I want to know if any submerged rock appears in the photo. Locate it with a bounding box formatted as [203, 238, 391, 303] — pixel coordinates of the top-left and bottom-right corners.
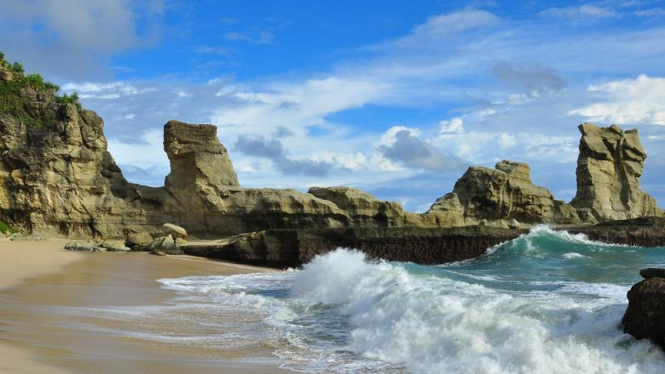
[622, 270, 665, 349]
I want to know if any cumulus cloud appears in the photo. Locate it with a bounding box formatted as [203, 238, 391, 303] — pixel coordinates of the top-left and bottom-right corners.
[378, 126, 465, 172]
[492, 61, 567, 94]
[0, 0, 163, 79]
[568, 75, 665, 125]
[440, 117, 464, 133]
[234, 134, 332, 176]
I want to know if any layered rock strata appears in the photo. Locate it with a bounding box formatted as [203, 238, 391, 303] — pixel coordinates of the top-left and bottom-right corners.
[181, 226, 523, 267]
[0, 64, 147, 237]
[426, 161, 571, 226]
[571, 123, 661, 222]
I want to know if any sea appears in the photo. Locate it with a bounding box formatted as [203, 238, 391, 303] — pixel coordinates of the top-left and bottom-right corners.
[118, 226, 665, 373]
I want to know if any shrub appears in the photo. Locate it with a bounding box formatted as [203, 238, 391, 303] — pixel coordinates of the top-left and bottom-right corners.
[55, 92, 82, 109]
[11, 61, 24, 73]
[23, 73, 59, 92]
[0, 50, 4, 60]
[0, 220, 17, 235]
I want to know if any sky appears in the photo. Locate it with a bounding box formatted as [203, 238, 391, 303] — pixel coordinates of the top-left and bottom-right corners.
[1, 0, 664, 212]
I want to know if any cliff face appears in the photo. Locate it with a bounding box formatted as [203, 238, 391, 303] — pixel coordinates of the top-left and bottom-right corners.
[0, 62, 146, 237]
[571, 123, 661, 222]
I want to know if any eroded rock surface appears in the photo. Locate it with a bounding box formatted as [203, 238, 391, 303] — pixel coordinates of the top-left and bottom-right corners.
[571, 123, 661, 222]
[622, 269, 665, 349]
[0, 62, 147, 237]
[431, 160, 561, 226]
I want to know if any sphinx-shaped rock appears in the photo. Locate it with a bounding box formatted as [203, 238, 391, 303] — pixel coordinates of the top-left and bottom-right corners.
[445, 160, 556, 225]
[571, 123, 661, 222]
[163, 120, 239, 212]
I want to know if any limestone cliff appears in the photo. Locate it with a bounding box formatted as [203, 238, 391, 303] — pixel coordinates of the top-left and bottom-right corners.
[426, 160, 569, 226]
[571, 123, 661, 222]
[0, 59, 147, 237]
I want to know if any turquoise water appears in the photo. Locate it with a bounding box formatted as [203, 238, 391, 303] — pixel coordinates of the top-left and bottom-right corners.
[153, 226, 665, 373]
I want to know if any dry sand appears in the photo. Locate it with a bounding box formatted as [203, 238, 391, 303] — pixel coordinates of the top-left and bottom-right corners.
[0, 237, 289, 374]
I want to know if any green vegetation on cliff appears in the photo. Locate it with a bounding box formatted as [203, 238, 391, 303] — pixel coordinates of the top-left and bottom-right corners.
[0, 51, 81, 129]
[0, 219, 17, 235]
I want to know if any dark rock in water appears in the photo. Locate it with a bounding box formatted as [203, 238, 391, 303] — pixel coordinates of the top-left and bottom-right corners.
[181, 226, 522, 267]
[567, 217, 665, 247]
[622, 277, 665, 349]
[640, 268, 665, 279]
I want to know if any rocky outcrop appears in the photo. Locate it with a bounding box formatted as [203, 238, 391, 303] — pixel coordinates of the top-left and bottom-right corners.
[569, 216, 665, 247]
[429, 161, 564, 226]
[571, 123, 661, 222]
[622, 268, 665, 349]
[0, 60, 147, 237]
[181, 226, 523, 267]
[308, 186, 424, 227]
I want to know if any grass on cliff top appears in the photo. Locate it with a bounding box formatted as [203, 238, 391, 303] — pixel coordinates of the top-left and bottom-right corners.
[0, 50, 82, 129]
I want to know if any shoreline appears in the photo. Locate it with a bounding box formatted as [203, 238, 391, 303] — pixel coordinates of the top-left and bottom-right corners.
[0, 238, 289, 374]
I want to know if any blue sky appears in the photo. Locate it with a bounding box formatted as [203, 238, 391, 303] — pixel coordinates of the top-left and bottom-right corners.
[2, 0, 665, 212]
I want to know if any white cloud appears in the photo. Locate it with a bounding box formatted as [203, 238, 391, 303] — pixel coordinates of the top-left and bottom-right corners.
[211, 77, 391, 131]
[108, 129, 169, 171]
[568, 75, 665, 125]
[440, 117, 464, 133]
[397, 8, 500, 46]
[0, 0, 164, 80]
[540, 5, 618, 20]
[224, 30, 274, 44]
[62, 82, 152, 96]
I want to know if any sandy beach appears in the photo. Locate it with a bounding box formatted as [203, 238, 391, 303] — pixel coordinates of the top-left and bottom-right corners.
[0, 237, 289, 374]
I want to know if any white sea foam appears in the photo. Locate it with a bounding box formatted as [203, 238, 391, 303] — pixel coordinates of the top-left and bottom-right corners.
[147, 228, 664, 374]
[284, 249, 664, 374]
[563, 252, 588, 259]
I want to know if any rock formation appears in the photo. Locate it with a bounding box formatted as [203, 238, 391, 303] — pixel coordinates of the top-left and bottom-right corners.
[0, 60, 147, 237]
[571, 123, 661, 222]
[0, 54, 662, 241]
[426, 161, 568, 226]
[622, 268, 665, 349]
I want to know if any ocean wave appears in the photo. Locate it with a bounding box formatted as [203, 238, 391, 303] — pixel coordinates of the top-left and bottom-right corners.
[285, 249, 664, 374]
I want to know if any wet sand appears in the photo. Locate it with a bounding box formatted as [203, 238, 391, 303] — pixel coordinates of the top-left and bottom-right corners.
[0, 238, 289, 374]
